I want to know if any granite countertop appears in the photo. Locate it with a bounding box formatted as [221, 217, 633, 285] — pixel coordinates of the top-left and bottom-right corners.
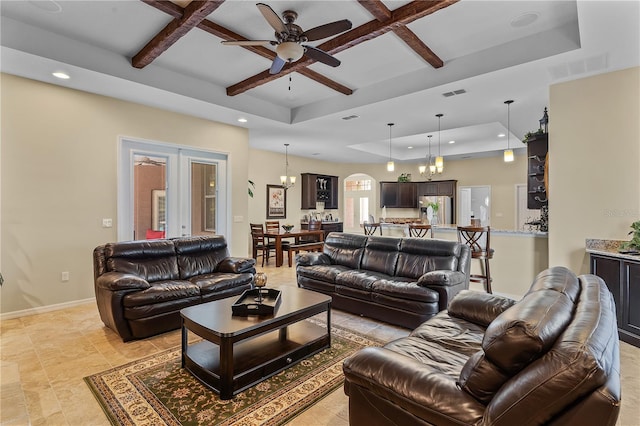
[586, 239, 640, 261]
[379, 223, 547, 237]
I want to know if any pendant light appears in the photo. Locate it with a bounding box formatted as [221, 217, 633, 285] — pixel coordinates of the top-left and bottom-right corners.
[504, 100, 514, 162]
[280, 143, 296, 189]
[419, 135, 436, 179]
[435, 114, 444, 173]
[386, 123, 395, 172]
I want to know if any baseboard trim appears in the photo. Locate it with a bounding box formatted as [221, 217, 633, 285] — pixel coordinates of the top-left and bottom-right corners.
[1, 298, 96, 321]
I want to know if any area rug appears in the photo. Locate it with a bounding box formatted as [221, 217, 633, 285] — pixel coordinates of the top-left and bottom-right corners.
[84, 319, 380, 425]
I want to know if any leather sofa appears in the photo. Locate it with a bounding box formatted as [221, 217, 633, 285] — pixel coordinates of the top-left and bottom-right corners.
[343, 266, 621, 426]
[296, 232, 471, 328]
[93, 235, 256, 341]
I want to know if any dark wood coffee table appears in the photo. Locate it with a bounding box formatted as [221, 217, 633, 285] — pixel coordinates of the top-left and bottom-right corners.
[180, 287, 331, 400]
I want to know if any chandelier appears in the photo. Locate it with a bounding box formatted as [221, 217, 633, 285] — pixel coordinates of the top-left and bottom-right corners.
[280, 143, 296, 189]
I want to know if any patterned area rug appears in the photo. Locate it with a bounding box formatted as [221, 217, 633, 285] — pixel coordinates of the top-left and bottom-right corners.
[84, 319, 379, 425]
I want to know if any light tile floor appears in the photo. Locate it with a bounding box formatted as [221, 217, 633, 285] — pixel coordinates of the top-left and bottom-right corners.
[1, 264, 638, 425]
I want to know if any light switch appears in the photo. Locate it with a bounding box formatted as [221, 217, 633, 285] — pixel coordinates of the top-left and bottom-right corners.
[233, 216, 243, 223]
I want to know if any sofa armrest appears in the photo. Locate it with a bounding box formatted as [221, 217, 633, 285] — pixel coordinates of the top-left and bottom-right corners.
[417, 270, 466, 287]
[96, 272, 150, 291]
[343, 347, 485, 425]
[296, 252, 331, 266]
[216, 257, 256, 273]
[448, 290, 516, 327]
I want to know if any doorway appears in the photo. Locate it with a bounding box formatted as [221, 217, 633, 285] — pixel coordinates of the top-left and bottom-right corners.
[343, 174, 377, 234]
[118, 138, 228, 241]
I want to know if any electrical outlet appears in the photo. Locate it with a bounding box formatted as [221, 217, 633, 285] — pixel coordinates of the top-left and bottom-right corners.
[102, 218, 113, 228]
[61, 271, 70, 282]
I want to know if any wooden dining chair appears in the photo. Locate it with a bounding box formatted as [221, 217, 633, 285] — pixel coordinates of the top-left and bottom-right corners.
[265, 220, 292, 264]
[408, 223, 432, 238]
[457, 226, 494, 293]
[250, 223, 275, 267]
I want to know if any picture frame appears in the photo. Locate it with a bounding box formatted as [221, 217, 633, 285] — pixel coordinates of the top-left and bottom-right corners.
[266, 184, 286, 219]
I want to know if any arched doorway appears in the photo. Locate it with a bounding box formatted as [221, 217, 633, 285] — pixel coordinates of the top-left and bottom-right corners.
[343, 173, 377, 234]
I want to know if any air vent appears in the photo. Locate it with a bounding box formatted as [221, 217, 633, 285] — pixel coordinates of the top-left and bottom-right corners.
[442, 89, 467, 97]
[548, 54, 609, 81]
[341, 114, 359, 120]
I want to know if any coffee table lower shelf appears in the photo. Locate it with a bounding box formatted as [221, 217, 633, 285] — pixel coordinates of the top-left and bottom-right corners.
[183, 320, 329, 399]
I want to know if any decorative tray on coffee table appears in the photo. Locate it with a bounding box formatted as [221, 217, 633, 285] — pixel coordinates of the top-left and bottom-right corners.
[232, 288, 282, 316]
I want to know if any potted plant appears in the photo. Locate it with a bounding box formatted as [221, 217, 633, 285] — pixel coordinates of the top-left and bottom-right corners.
[621, 220, 640, 251]
[523, 129, 545, 143]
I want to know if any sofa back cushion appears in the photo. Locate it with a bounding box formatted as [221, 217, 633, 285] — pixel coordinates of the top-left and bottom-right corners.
[104, 239, 178, 282]
[323, 233, 367, 269]
[360, 236, 400, 275]
[395, 239, 461, 279]
[458, 266, 580, 404]
[174, 235, 229, 279]
[484, 274, 619, 425]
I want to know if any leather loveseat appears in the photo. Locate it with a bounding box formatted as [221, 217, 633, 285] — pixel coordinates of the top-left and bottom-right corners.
[93, 235, 256, 341]
[296, 232, 471, 328]
[343, 266, 621, 426]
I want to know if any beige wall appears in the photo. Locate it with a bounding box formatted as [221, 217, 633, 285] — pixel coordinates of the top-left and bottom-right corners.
[1, 73, 250, 314]
[549, 66, 640, 273]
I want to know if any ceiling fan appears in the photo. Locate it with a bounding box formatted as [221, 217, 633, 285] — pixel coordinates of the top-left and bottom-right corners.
[222, 3, 352, 75]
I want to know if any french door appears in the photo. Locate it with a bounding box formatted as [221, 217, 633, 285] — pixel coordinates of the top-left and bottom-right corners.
[118, 138, 228, 241]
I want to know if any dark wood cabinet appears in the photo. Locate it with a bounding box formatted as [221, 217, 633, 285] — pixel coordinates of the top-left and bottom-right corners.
[591, 254, 640, 347]
[301, 173, 339, 210]
[300, 221, 343, 238]
[417, 182, 437, 196]
[526, 134, 548, 209]
[380, 182, 417, 208]
[416, 180, 456, 197]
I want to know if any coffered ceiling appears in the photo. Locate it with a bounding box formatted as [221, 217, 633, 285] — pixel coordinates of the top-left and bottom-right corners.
[1, 0, 638, 163]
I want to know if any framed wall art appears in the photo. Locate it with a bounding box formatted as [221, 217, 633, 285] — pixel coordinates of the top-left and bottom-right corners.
[266, 184, 286, 219]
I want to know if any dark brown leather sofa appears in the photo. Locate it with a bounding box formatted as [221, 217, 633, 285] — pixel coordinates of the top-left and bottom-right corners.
[343, 266, 621, 426]
[296, 232, 471, 328]
[93, 235, 255, 341]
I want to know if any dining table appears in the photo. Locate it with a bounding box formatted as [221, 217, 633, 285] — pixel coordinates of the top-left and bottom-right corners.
[263, 229, 325, 267]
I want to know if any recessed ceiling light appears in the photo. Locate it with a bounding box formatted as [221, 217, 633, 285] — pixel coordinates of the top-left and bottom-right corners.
[498, 133, 506, 138]
[52, 71, 70, 79]
[448, 140, 455, 144]
[510, 12, 539, 28]
[407, 146, 413, 149]
[237, 118, 248, 123]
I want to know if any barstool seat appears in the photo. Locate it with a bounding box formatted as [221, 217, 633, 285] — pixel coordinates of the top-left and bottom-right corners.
[457, 226, 494, 293]
[408, 223, 432, 238]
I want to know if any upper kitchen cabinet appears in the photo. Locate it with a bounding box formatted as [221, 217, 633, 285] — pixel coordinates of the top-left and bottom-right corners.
[526, 133, 548, 209]
[380, 182, 417, 208]
[301, 173, 339, 209]
[417, 180, 456, 197]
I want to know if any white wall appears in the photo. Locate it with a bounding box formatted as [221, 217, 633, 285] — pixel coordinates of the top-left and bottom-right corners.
[1, 74, 250, 314]
[549, 66, 640, 273]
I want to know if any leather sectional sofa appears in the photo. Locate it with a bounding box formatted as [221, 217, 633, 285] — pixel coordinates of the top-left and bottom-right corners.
[296, 232, 471, 328]
[93, 235, 255, 341]
[343, 266, 621, 425]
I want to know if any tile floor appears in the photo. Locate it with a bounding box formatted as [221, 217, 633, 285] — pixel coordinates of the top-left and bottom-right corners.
[1, 264, 639, 425]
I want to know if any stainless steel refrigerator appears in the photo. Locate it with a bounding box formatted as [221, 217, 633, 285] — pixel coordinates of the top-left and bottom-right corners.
[418, 196, 453, 225]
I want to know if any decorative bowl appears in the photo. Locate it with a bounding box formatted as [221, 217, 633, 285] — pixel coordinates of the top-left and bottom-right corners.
[282, 225, 294, 233]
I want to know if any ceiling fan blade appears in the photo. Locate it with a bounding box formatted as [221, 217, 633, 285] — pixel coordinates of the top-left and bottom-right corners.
[303, 45, 341, 67]
[257, 3, 287, 34]
[221, 40, 272, 46]
[269, 56, 286, 74]
[302, 19, 352, 41]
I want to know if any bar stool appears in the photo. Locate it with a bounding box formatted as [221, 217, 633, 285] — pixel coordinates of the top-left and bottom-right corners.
[363, 222, 381, 235]
[457, 226, 494, 293]
[408, 223, 432, 238]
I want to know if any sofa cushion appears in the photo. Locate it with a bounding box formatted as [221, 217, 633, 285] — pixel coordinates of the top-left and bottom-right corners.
[448, 290, 517, 327]
[410, 311, 485, 357]
[458, 268, 579, 404]
[175, 235, 229, 279]
[360, 236, 401, 275]
[122, 280, 200, 308]
[322, 233, 367, 269]
[190, 272, 253, 294]
[297, 264, 351, 283]
[372, 279, 437, 303]
[395, 239, 461, 279]
[105, 240, 179, 281]
[336, 270, 390, 291]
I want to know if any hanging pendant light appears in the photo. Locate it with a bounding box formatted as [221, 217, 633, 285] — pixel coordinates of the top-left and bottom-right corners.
[504, 100, 515, 162]
[386, 123, 395, 172]
[435, 114, 444, 173]
[419, 135, 436, 180]
[280, 143, 296, 189]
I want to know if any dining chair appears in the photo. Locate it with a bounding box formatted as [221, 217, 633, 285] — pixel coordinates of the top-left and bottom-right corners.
[457, 226, 494, 293]
[299, 220, 323, 243]
[265, 220, 292, 264]
[250, 223, 274, 267]
[408, 223, 432, 238]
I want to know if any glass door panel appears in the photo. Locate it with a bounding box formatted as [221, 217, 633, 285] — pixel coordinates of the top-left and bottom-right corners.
[191, 162, 217, 235]
[133, 155, 167, 240]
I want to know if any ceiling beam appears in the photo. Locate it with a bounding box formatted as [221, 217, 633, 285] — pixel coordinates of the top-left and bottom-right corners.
[357, 0, 443, 68]
[227, 0, 457, 96]
[139, 0, 352, 95]
[132, 0, 225, 69]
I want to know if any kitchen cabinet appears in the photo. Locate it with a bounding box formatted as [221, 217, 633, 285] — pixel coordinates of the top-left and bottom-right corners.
[417, 180, 456, 197]
[301, 221, 343, 238]
[526, 134, 548, 209]
[301, 173, 339, 210]
[380, 182, 417, 208]
[591, 254, 640, 347]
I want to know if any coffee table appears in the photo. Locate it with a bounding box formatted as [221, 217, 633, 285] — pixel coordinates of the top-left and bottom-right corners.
[180, 287, 331, 400]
